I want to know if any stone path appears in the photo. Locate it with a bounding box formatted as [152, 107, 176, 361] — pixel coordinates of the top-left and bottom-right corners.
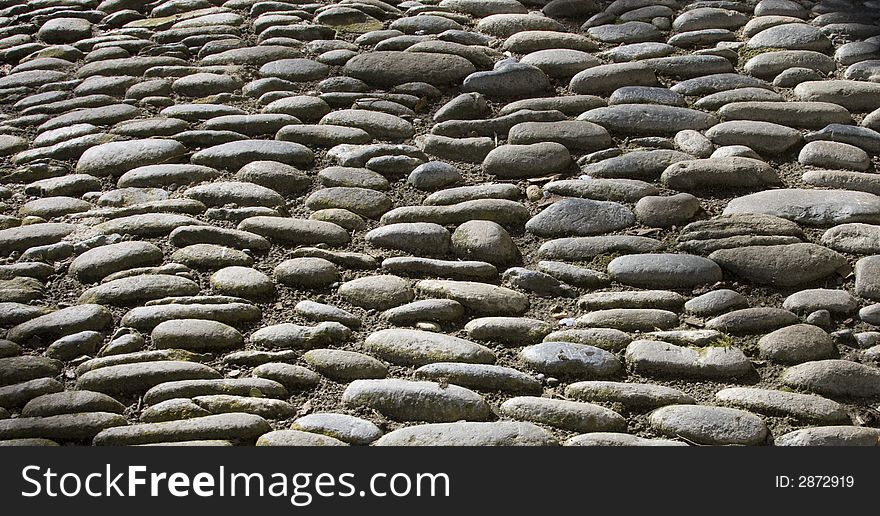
[1, 0, 880, 446]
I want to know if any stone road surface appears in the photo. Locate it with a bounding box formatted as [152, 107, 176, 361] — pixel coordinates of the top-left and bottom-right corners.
[1, 0, 880, 446]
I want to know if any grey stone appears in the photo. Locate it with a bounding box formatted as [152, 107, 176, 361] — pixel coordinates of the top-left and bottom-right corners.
[685, 289, 749, 316]
[366, 223, 450, 257]
[661, 157, 781, 191]
[500, 396, 626, 432]
[782, 359, 880, 397]
[338, 275, 413, 310]
[415, 363, 541, 394]
[94, 414, 271, 445]
[649, 404, 768, 445]
[580, 104, 717, 136]
[783, 289, 858, 315]
[342, 379, 492, 422]
[381, 299, 466, 325]
[708, 243, 849, 286]
[625, 340, 754, 379]
[520, 341, 622, 377]
[705, 307, 799, 335]
[607, 253, 722, 289]
[566, 380, 695, 409]
[526, 198, 634, 238]
[302, 349, 388, 381]
[250, 322, 350, 350]
[416, 279, 528, 315]
[374, 421, 556, 446]
[758, 324, 837, 364]
[577, 309, 679, 332]
[775, 426, 880, 446]
[291, 413, 382, 445]
[482, 142, 571, 179]
[363, 328, 495, 366]
[715, 387, 849, 423]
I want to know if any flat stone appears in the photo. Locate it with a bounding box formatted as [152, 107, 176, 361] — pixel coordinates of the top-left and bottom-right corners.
[715, 387, 849, 423]
[22, 391, 126, 418]
[0, 223, 76, 254]
[274, 258, 339, 290]
[538, 235, 662, 261]
[758, 324, 837, 364]
[291, 413, 382, 445]
[76, 361, 222, 396]
[306, 187, 392, 219]
[482, 142, 572, 179]
[782, 359, 880, 397]
[719, 101, 851, 129]
[375, 421, 556, 446]
[526, 198, 634, 238]
[320, 110, 413, 141]
[0, 412, 127, 442]
[538, 261, 610, 288]
[462, 59, 551, 98]
[705, 120, 802, 156]
[366, 223, 450, 256]
[708, 243, 849, 286]
[343, 51, 475, 87]
[151, 319, 243, 352]
[451, 220, 520, 267]
[685, 289, 749, 316]
[649, 404, 768, 445]
[342, 379, 492, 422]
[143, 378, 288, 405]
[416, 279, 528, 315]
[191, 140, 314, 170]
[76, 139, 186, 177]
[635, 193, 702, 227]
[724, 189, 880, 227]
[94, 414, 271, 445]
[250, 322, 350, 350]
[78, 274, 200, 306]
[238, 216, 349, 246]
[520, 341, 622, 377]
[661, 157, 781, 191]
[783, 289, 858, 315]
[545, 178, 658, 203]
[706, 307, 799, 335]
[363, 328, 495, 366]
[577, 309, 679, 332]
[256, 430, 347, 446]
[578, 291, 685, 311]
[302, 349, 387, 381]
[607, 253, 722, 289]
[500, 396, 626, 432]
[381, 298, 466, 325]
[794, 80, 880, 112]
[69, 242, 164, 284]
[582, 149, 694, 181]
[338, 275, 413, 310]
[625, 339, 754, 379]
[775, 426, 880, 446]
[7, 305, 112, 346]
[251, 363, 321, 390]
[118, 164, 221, 188]
[415, 363, 541, 394]
[566, 380, 695, 409]
[565, 433, 686, 446]
[747, 23, 832, 52]
[465, 317, 552, 345]
[745, 50, 836, 80]
[580, 104, 717, 136]
[587, 21, 662, 44]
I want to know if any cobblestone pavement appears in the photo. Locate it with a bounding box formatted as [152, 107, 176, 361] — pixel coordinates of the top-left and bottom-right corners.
[1, 0, 880, 446]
